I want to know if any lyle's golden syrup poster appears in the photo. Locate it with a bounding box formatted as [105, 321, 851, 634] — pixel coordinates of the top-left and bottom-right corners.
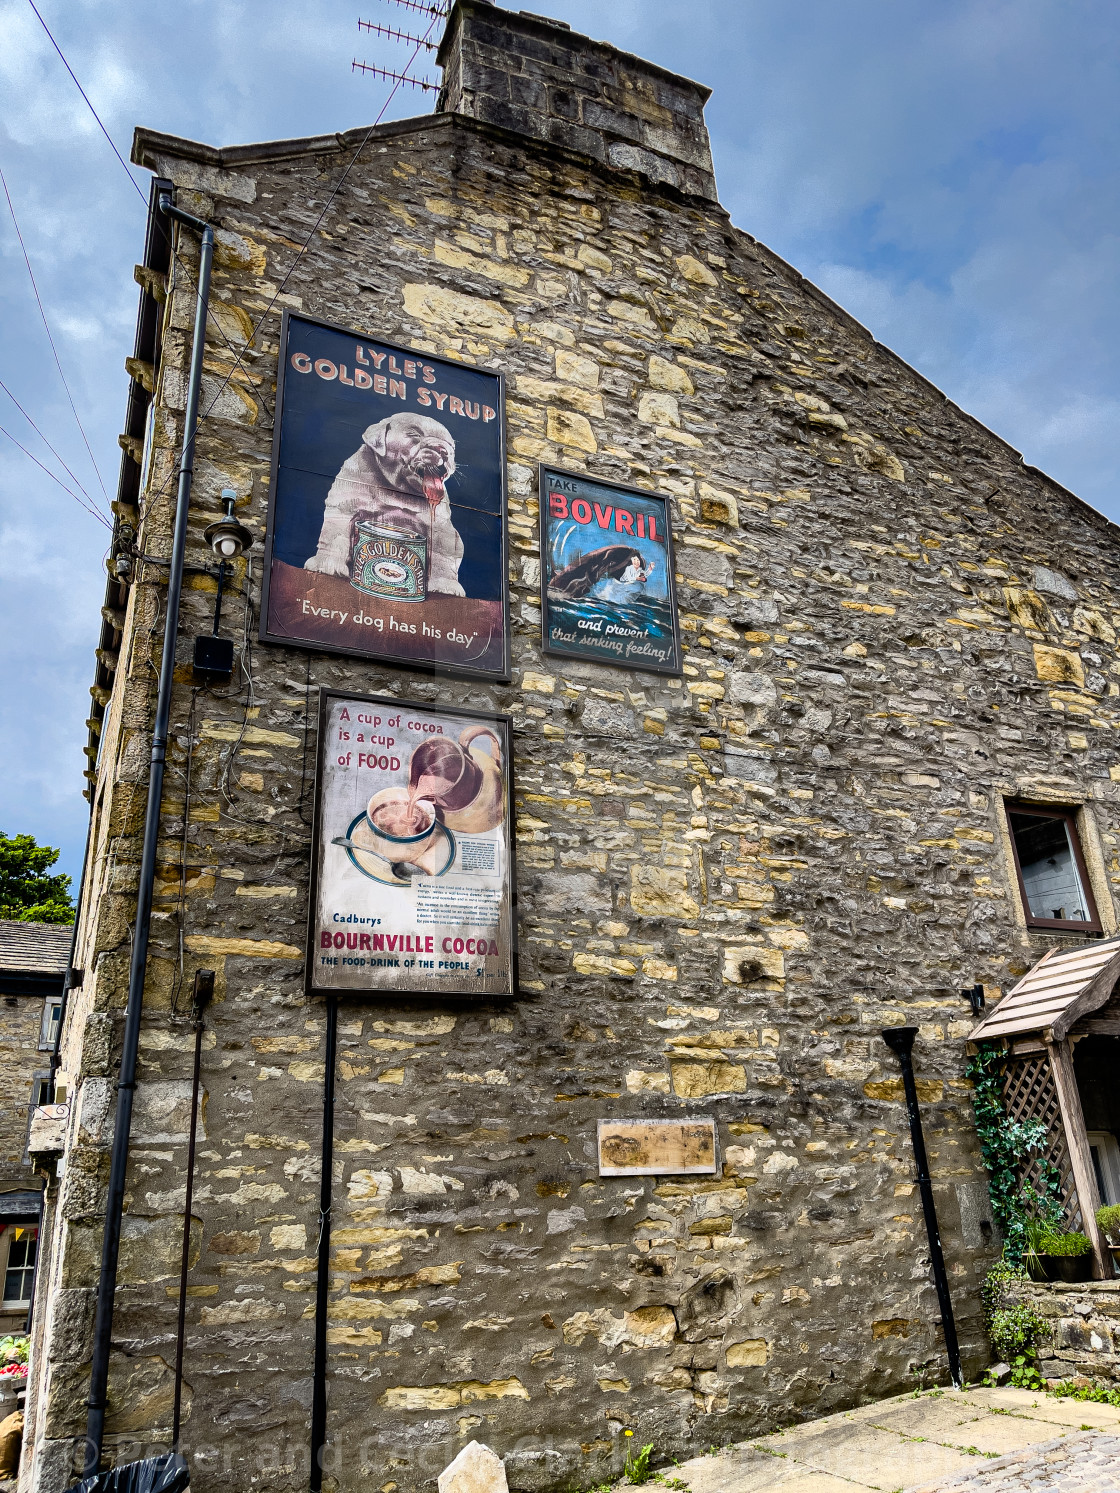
[262, 311, 509, 680]
[539, 464, 682, 675]
[309, 692, 517, 999]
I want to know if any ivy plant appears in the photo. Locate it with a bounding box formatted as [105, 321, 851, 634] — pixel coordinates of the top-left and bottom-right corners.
[966, 1043, 1065, 1263]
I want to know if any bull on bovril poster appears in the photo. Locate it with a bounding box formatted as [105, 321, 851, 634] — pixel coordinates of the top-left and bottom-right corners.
[309, 691, 516, 999]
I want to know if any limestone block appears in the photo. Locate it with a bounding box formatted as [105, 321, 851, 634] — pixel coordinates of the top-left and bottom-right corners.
[1032, 565, 1079, 601]
[1004, 586, 1051, 630]
[649, 356, 694, 395]
[638, 391, 680, 427]
[723, 946, 785, 985]
[671, 1060, 746, 1098]
[863, 1076, 944, 1103]
[381, 1379, 528, 1410]
[546, 408, 597, 452]
[119, 1213, 201, 1283]
[677, 1268, 737, 1340]
[581, 696, 636, 734]
[674, 254, 719, 287]
[438, 1442, 509, 1493]
[726, 1338, 768, 1367]
[1032, 643, 1084, 685]
[132, 1078, 204, 1143]
[698, 482, 737, 525]
[727, 671, 777, 708]
[401, 282, 515, 342]
[630, 864, 700, 919]
[554, 349, 600, 388]
[105, 1350, 183, 1434]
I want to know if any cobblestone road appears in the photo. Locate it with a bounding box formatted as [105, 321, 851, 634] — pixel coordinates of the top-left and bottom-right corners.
[914, 1430, 1120, 1492]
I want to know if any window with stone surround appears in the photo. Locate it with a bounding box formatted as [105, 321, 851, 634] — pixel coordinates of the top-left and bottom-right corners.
[1005, 801, 1102, 933]
[1, 1226, 37, 1308]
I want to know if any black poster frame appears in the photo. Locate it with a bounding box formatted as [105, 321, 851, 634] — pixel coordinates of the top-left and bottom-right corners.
[306, 687, 519, 1002]
[537, 461, 683, 676]
[260, 308, 511, 683]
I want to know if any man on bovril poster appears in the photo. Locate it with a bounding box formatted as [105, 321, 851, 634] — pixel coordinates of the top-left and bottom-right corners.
[310, 693, 516, 999]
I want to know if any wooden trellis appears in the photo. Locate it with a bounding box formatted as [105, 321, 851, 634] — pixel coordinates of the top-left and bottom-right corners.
[971, 937, 1120, 1275]
[1000, 1049, 1081, 1229]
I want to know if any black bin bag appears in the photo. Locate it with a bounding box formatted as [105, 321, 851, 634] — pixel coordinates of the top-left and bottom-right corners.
[65, 1453, 189, 1493]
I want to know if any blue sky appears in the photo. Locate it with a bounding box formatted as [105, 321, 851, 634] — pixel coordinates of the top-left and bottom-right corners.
[1, 0, 1118, 885]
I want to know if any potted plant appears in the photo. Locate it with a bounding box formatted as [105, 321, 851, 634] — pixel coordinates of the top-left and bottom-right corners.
[1097, 1204, 1120, 1273]
[1037, 1229, 1094, 1283]
[1020, 1215, 1054, 1283]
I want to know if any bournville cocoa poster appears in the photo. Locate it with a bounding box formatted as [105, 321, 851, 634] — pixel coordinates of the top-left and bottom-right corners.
[262, 311, 509, 679]
[308, 691, 517, 1000]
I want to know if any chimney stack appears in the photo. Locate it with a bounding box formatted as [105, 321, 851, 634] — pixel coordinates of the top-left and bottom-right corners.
[436, 1, 717, 202]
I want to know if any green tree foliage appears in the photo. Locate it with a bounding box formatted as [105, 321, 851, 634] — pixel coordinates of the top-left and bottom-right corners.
[0, 832, 74, 923]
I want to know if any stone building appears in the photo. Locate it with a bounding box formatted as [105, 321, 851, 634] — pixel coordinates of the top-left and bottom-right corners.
[21, 3, 1120, 1491]
[0, 921, 69, 1336]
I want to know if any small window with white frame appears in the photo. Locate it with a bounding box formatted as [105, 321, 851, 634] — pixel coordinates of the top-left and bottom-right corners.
[1005, 801, 1102, 933]
[2, 1226, 38, 1309]
[40, 997, 62, 1050]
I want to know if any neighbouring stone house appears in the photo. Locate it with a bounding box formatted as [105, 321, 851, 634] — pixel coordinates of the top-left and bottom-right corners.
[0, 920, 69, 1336]
[20, 3, 1120, 1491]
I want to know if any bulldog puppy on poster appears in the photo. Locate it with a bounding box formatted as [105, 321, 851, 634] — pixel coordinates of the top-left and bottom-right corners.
[304, 412, 465, 595]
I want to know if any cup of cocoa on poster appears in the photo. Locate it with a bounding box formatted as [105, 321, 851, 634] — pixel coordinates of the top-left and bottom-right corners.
[365, 787, 438, 851]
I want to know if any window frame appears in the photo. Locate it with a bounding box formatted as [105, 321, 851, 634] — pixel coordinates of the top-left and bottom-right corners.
[39, 995, 62, 1050]
[1005, 799, 1103, 933]
[0, 1224, 39, 1310]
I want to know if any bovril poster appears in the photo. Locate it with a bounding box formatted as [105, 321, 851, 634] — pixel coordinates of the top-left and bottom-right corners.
[262, 311, 509, 680]
[309, 691, 517, 999]
[539, 463, 682, 675]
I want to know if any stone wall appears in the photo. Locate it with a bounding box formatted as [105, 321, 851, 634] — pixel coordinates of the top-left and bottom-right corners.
[0, 997, 41, 1190]
[1003, 1279, 1120, 1385]
[24, 9, 1120, 1493]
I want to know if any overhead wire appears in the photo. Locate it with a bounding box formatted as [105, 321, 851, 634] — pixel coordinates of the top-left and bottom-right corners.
[0, 162, 111, 509]
[0, 422, 112, 528]
[26, 0, 149, 208]
[0, 375, 99, 506]
[22, 0, 266, 522]
[26, 0, 443, 537]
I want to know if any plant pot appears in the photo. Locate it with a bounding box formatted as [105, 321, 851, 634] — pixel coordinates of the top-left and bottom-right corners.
[1026, 1256, 1050, 1283]
[1043, 1254, 1093, 1283]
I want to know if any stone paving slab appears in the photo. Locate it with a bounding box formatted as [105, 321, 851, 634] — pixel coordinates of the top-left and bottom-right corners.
[671, 1386, 1120, 1493]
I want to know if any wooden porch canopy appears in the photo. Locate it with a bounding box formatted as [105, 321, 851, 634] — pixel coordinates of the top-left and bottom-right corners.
[970, 937, 1120, 1044]
[970, 936, 1120, 1278]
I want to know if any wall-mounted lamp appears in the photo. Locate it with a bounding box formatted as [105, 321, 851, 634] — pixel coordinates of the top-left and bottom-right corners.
[193, 489, 253, 682]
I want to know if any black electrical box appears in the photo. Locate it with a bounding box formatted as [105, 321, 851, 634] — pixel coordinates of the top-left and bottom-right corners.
[193, 634, 235, 682]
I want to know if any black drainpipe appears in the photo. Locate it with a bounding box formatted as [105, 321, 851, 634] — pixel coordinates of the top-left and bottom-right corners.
[84, 192, 215, 1476]
[309, 996, 339, 1493]
[881, 1026, 963, 1390]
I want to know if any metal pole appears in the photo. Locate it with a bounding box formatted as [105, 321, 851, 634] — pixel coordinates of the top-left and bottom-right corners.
[172, 970, 213, 1447]
[84, 194, 215, 1475]
[881, 1026, 963, 1389]
[310, 997, 338, 1493]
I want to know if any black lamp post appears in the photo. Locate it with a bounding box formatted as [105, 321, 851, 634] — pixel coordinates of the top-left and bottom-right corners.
[880, 1025, 963, 1389]
[194, 487, 253, 682]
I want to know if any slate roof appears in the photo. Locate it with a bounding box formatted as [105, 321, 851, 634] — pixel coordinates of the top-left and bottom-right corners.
[969, 936, 1120, 1043]
[0, 920, 72, 975]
